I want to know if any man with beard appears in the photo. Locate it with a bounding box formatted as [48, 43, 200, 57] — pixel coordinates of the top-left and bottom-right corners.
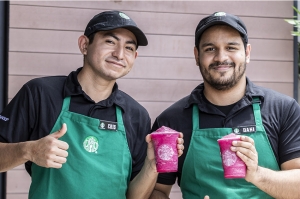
[149, 12, 300, 199]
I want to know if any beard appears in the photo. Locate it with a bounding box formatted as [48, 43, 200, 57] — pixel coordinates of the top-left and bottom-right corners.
[199, 59, 246, 91]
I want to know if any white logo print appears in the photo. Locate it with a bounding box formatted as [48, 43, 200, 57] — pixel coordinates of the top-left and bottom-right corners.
[222, 149, 237, 166]
[214, 12, 226, 17]
[119, 12, 130, 20]
[100, 122, 105, 129]
[83, 136, 99, 153]
[158, 144, 174, 161]
[0, 115, 9, 122]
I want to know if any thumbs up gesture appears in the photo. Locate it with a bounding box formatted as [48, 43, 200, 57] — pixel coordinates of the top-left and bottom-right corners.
[29, 123, 69, 168]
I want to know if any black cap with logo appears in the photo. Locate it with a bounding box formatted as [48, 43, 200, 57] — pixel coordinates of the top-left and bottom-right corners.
[84, 10, 148, 46]
[195, 12, 248, 47]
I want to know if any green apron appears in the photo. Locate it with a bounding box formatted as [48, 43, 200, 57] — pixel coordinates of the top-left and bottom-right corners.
[29, 97, 132, 199]
[181, 99, 279, 198]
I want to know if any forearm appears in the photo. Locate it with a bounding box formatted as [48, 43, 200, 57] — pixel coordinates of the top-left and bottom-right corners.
[250, 166, 300, 199]
[126, 157, 158, 199]
[0, 142, 31, 172]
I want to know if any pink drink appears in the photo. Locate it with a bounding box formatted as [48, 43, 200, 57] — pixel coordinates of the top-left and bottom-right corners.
[151, 126, 179, 173]
[217, 133, 246, 178]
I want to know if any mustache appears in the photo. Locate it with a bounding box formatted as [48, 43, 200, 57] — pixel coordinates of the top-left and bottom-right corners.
[209, 61, 235, 68]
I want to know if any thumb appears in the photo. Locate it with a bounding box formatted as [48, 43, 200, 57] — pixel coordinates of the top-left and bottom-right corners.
[50, 123, 67, 139]
[145, 134, 152, 144]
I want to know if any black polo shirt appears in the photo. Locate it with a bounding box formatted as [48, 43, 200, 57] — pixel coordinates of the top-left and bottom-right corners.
[0, 67, 151, 180]
[152, 78, 300, 186]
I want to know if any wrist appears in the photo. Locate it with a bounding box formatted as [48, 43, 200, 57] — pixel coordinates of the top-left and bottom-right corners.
[21, 141, 34, 162]
[247, 166, 264, 184]
[144, 156, 158, 174]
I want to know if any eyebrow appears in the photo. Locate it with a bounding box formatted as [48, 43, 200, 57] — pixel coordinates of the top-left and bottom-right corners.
[201, 42, 214, 48]
[201, 42, 241, 48]
[103, 32, 137, 48]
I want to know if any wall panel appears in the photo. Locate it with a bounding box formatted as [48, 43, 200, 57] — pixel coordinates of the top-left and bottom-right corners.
[10, 29, 293, 61]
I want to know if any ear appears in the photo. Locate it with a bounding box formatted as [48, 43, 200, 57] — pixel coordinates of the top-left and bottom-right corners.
[245, 44, 251, 64]
[78, 35, 89, 55]
[134, 51, 138, 59]
[194, 46, 200, 66]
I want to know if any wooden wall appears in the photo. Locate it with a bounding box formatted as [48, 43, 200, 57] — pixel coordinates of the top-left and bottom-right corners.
[7, 1, 294, 198]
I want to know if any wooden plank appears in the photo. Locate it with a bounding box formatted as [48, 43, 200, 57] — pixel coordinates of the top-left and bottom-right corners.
[8, 52, 80, 76]
[10, 4, 293, 40]
[10, 1, 293, 18]
[169, 183, 182, 199]
[7, 194, 28, 199]
[140, 102, 174, 124]
[9, 29, 293, 61]
[254, 82, 294, 97]
[9, 52, 293, 82]
[7, 170, 31, 193]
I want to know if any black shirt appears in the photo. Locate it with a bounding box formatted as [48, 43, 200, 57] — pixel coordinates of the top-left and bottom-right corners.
[152, 78, 300, 186]
[0, 67, 151, 180]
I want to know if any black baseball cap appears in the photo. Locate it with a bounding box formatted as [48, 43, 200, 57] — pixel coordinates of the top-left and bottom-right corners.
[84, 10, 148, 46]
[195, 12, 248, 47]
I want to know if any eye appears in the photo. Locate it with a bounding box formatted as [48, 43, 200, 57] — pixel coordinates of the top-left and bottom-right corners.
[227, 46, 238, 51]
[106, 40, 114, 44]
[126, 46, 136, 52]
[204, 47, 215, 52]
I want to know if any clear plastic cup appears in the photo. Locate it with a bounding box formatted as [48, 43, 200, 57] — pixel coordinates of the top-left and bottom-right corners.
[217, 134, 246, 178]
[151, 126, 179, 173]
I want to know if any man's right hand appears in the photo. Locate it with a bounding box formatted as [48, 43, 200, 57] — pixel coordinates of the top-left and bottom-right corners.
[29, 123, 69, 168]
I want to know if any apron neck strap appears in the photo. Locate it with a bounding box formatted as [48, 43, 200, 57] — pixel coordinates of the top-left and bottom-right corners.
[192, 105, 200, 130]
[252, 97, 263, 126]
[192, 97, 263, 130]
[62, 97, 124, 126]
[115, 106, 124, 126]
[62, 96, 71, 111]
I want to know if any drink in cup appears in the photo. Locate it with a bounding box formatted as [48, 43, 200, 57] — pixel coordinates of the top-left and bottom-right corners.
[217, 133, 246, 178]
[151, 126, 179, 173]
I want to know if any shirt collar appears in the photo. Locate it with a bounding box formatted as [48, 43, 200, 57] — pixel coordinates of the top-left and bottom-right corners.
[63, 67, 127, 112]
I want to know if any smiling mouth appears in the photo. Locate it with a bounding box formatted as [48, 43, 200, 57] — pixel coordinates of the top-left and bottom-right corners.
[106, 60, 125, 68]
[214, 65, 232, 70]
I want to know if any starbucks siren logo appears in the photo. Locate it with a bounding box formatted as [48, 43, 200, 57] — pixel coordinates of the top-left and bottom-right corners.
[214, 12, 226, 17]
[233, 128, 239, 134]
[119, 12, 130, 20]
[83, 136, 99, 153]
[158, 144, 174, 161]
[100, 122, 105, 129]
[222, 150, 237, 166]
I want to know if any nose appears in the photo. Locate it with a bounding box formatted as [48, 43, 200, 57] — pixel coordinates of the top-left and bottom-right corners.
[112, 45, 124, 60]
[213, 49, 228, 63]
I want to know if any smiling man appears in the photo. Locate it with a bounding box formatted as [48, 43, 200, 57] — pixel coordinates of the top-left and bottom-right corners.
[0, 10, 184, 199]
[150, 12, 300, 199]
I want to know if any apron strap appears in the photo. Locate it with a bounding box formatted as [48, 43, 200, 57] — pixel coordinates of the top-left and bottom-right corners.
[192, 105, 200, 130]
[115, 106, 125, 130]
[62, 96, 71, 111]
[62, 97, 125, 130]
[252, 97, 264, 131]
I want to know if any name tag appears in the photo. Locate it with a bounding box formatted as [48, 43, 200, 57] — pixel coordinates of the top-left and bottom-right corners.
[232, 126, 256, 134]
[99, 120, 118, 131]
